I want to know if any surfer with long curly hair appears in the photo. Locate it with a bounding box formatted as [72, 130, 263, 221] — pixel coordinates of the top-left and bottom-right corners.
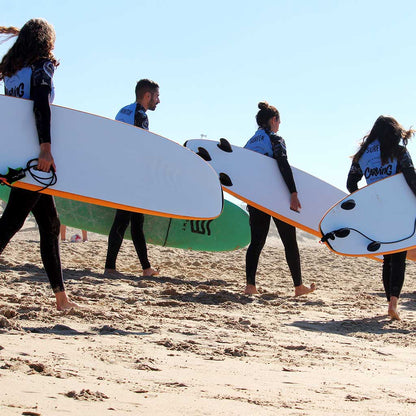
[347, 115, 416, 320]
[0, 19, 78, 310]
[244, 101, 316, 297]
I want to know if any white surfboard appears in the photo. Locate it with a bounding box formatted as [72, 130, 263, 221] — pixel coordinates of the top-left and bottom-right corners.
[319, 173, 416, 256]
[0, 95, 223, 220]
[184, 138, 346, 236]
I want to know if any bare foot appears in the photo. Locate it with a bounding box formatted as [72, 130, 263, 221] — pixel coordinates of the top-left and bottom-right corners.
[244, 284, 259, 295]
[388, 297, 401, 321]
[142, 267, 159, 277]
[55, 291, 80, 311]
[388, 308, 401, 321]
[294, 283, 316, 297]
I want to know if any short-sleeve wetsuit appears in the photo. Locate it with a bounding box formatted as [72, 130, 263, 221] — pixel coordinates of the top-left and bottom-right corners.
[104, 102, 151, 271]
[0, 59, 64, 293]
[244, 128, 302, 287]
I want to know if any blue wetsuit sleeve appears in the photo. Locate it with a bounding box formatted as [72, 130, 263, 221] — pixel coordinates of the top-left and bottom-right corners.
[346, 162, 363, 193]
[270, 135, 297, 194]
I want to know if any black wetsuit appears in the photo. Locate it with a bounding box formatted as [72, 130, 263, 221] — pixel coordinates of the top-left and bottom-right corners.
[104, 102, 151, 271]
[347, 142, 416, 300]
[0, 60, 64, 293]
[244, 128, 302, 287]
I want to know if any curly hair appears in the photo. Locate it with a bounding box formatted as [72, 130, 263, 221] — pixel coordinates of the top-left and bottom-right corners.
[0, 18, 59, 80]
[353, 116, 415, 165]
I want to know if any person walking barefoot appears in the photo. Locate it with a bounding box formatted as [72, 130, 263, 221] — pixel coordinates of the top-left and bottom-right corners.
[0, 19, 78, 310]
[244, 102, 315, 297]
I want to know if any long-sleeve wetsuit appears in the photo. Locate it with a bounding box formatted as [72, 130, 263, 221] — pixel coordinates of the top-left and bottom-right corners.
[244, 128, 301, 287]
[347, 139, 416, 300]
[104, 102, 151, 271]
[0, 59, 64, 293]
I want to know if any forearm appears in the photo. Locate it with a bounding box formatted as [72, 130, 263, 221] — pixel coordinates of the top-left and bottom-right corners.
[347, 162, 363, 193]
[276, 156, 297, 194]
[346, 172, 361, 193]
[402, 166, 416, 197]
[32, 86, 51, 144]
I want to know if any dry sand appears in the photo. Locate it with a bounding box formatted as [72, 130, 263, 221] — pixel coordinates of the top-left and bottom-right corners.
[1, 215, 416, 415]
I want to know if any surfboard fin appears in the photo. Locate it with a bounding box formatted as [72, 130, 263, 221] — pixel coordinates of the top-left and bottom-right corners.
[219, 172, 233, 187]
[196, 147, 212, 161]
[334, 228, 350, 238]
[341, 199, 356, 210]
[367, 241, 381, 252]
[217, 138, 233, 153]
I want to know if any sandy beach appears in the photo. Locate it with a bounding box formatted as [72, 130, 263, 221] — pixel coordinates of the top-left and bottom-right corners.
[1, 215, 416, 415]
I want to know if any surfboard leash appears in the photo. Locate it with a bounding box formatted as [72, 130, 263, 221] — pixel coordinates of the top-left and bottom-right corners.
[0, 166, 26, 186]
[0, 158, 57, 191]
[321, 220, 416, 252]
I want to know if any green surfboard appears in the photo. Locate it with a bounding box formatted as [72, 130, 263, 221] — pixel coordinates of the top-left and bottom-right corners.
[0, 186, 249, 251]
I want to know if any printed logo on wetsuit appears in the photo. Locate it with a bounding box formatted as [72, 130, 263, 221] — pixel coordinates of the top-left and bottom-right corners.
[365, 143, 380, 154]
[141, 119, 149, 130]
[358, 139, 397, 185]
[364, 164, 393, 180]
[43, 61, 54, 79]
[5, 83, 24, 97]
[248, 134, 266, 144]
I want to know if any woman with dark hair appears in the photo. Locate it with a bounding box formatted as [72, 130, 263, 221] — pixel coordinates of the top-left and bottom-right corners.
[0, 19, 78, 310]
[347, 115, 416, 320]
[244, 101, 316, 296]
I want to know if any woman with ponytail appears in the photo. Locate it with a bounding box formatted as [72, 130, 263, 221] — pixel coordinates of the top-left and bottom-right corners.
[347, 115, 416, 320]
[0, 19, 78, 310]
[244, 101, 316, 297]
